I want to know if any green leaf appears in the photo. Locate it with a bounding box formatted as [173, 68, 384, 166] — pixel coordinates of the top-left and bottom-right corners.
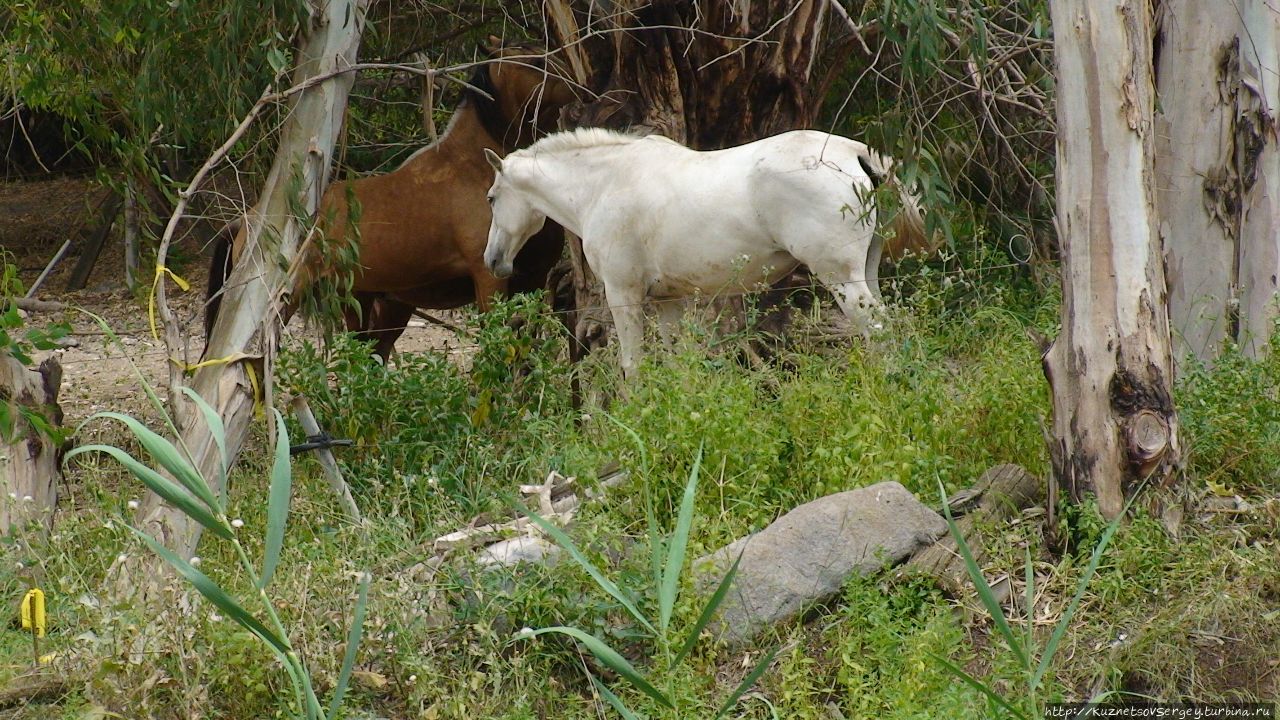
[1031, 492, 1137, 692]
[673, 549, 743, 669]
[522, 627, 671, 709]
[713, 644, 780, 720]
[90, 411, 218, 511]
[660, 443, 702, 635]
[590, 674, 642, 720]
[65, 444, 231, 539]
[267, 46, 287, 74]
[326, 571, 371, 720]
[928, 651, 1030, 720]
[181, 387, 227, 502]
[260, 408, 293, 590]
[126, 525, 290, 657]
[508, 497, 656, 636]
[938, 478, 1029, 672]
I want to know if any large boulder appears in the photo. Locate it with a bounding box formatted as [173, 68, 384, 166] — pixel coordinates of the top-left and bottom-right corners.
[694, 481, 946, 646]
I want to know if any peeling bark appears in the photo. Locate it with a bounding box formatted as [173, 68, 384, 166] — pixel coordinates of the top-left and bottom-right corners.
[1045, 0, 1180, 519]
[1156, 0, 1280, 363]
[1, 356, 62, 537]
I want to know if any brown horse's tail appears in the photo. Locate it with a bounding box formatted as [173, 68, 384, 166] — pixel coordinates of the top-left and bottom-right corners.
[856, 150, 937, 263]
[204, 218, 241, 341]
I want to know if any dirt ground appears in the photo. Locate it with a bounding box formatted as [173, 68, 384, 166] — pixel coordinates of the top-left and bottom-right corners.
[3, 175, 463, 427]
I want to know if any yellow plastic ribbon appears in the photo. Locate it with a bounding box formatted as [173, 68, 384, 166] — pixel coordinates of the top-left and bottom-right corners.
[20, 588, 46, 638]
[149, 265, 191, 340]
[168, 351, 265, 417]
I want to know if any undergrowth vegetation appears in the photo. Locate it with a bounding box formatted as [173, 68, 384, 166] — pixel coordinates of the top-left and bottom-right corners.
[2, 268, 1278, 718]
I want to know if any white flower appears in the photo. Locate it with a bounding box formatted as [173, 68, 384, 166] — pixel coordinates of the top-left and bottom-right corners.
[231, 518, 244, 528]
[190, 556, 202, 567]
[408, 675, 418, 683]
[210, 612, 223, 622]
[116, 554, 127, 564]
[127, 500, 140, 510]
[514, 627, 535, 640]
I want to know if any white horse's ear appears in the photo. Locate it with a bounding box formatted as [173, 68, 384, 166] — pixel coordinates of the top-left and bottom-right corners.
[484, 148, 503, 173]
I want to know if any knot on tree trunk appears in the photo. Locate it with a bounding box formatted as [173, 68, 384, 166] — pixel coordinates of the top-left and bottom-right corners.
[1109, 362, 1176, 482]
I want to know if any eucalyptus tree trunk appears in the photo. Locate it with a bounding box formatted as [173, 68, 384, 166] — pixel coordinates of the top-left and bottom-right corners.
[1155, 0, 1280, 364]
[134, 0, 367, 560]
[0, 356, 62, 537]
[1043, 0, 1179, 520]
[543, 0, 831, 359]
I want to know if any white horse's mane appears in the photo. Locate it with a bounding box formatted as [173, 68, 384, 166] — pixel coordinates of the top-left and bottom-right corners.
[518, 127, 678, 157]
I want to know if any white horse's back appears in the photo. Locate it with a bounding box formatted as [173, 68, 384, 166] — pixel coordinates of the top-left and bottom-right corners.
[610, 131, 880, 298]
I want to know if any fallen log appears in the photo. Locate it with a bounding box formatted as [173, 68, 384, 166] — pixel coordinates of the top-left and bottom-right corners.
[896, 464, 1045, 597]
[5, 298, 68, 314]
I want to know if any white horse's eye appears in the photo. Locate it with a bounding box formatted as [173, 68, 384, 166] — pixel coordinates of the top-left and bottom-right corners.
[487, 195, 495, 205]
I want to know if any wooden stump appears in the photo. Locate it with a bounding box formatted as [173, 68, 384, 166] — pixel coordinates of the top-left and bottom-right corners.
[897, 464, 1045, 597]
[1, 355, 64, 536]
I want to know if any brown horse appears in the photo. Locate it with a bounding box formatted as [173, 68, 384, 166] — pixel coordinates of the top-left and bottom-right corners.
[206, 43, 575, 359]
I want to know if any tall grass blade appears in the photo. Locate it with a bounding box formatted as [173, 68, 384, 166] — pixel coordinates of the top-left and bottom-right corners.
[713, 644, 780, 720]
[1023, 547, 1034, 655]
[80, 310, 181, 439]
[508, 497, 657, 635]
[326, 571, 371, 720]
[524, 627, 673, 709]
[937, 478, 1029, 671]
[89, 411, 219, 510]
[602, 411, 648, 472]
[126, 525, 289, 657]
[260, 408, 293, 590]
[927, 651, 1030, 720]
[1030, 494, 1136, 692]
[603, 411, 662, 595]
[181, 387, 228, 501]
[660, 443, 702, 635]
[672, 549, 743, 669]
[590, 674, 643, 720]
[66, 445, 231, 539]
[644, 481, 663, 599]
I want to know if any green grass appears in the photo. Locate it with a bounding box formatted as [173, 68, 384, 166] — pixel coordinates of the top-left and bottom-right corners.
[2, 278, 1278, 717]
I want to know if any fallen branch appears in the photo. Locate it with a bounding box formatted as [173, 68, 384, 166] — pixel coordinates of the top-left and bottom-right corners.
[0, 670, 69, 709]
[432, 466, 631, 555]
[7, 298, 68, 313]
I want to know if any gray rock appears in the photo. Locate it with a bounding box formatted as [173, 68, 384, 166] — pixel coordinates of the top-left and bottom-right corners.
[693, 481, 946, 646]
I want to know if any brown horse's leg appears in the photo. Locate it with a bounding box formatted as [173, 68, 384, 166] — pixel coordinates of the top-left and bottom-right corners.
[472, 271, 509, 312]
[364, 298, 414, 363]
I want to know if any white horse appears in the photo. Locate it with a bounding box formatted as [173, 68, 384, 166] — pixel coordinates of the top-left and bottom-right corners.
[482, 128, 927, 378]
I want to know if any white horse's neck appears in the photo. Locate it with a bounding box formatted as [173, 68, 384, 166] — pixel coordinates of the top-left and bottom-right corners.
[507, 134, 669, 236]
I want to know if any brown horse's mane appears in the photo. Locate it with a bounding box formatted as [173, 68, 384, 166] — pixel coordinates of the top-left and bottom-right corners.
[466, 44, 560, 149]
[465, 61, 509, 145]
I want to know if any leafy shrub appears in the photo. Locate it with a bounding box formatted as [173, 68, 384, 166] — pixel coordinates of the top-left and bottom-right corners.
[277, 292, 573, 525]
[1177, 337, 1280, 496]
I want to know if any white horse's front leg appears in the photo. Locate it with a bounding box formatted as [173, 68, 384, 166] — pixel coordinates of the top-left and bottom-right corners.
[604, 283, 647, 380]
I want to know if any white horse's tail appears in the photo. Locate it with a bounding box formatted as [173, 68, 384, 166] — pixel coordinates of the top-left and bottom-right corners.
[855, 150, 938, 262]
